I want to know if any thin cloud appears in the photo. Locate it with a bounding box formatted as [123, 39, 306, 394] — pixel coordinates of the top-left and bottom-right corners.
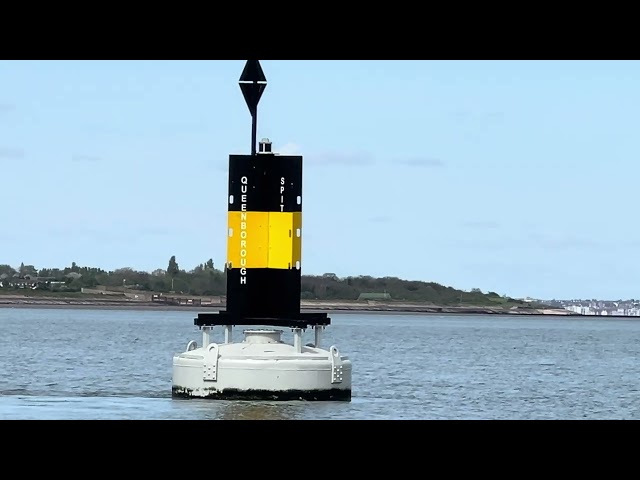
[139, 226, 172, 236]
[368, 215, 392, 224]
[452, 110, 505, 123]
[43, 226, 87, 239]
[454, 233, 601, 251]
[72, 154, 102, 163]
[306, 151, 375, 167]
[276, 143, 374, 167]
[462, 221, 500, 230]
[449, 239, 512, 251]
[277, 143, 301, 156]
[44, 225, 170, 242]
[528, 232, 601, 250]
[486, 111, 505, 121]
[0, 147, 24, 159]
[397, 157, 445, 168]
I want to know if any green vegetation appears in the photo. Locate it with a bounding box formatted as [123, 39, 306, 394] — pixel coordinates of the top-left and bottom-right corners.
[0, 258, 537, 308]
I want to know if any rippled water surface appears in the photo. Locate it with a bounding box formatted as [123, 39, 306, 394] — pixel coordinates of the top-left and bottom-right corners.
[1, 308, 640, 419]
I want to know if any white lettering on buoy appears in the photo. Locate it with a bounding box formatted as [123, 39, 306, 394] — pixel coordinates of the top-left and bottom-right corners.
[280, 177, 285, 212]
[240, 176, 249, 285]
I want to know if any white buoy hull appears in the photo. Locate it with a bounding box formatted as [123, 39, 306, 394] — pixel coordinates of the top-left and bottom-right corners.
[172, 329, 352, 401]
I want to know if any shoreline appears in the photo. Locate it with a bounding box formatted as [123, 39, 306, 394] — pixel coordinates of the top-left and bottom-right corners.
[0, 296, 580, 317]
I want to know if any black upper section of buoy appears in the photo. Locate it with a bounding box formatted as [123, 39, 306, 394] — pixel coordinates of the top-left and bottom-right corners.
[227, 154, 302, 213]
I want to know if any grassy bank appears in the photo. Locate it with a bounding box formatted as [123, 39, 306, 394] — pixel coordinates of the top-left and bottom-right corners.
[0, 260, 544, 310]
[0, 293, 574, 316]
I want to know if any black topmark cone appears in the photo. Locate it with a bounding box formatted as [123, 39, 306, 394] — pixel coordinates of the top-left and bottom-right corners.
[239, 60, 267, 156]
[195, 60, 330, 329]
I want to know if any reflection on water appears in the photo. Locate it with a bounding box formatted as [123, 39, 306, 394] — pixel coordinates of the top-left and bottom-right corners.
[2, 308, 640, 419]
[219, 402, 300, 420]
[172, 397, 356, 420]
[184, 400, 301, 420]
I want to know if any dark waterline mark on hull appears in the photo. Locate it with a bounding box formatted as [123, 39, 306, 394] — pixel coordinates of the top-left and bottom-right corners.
[172, 386, 352, 402]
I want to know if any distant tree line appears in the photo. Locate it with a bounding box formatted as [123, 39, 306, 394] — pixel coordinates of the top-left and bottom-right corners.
[0, 257, 530, 307]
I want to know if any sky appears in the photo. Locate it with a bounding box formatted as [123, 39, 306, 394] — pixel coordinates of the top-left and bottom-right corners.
[1, 59, 639, 300]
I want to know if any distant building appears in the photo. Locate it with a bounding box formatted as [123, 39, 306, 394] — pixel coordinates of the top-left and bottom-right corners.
[3, 276, 57, 289]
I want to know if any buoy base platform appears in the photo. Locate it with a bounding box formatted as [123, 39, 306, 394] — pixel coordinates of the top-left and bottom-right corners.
[172, 327, 352, 402]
